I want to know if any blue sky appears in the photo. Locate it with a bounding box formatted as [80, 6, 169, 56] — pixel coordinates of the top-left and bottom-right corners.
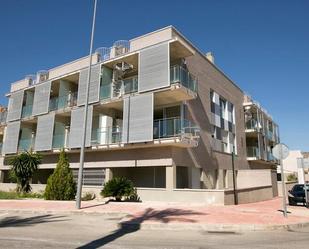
[0, 0, 308, 151]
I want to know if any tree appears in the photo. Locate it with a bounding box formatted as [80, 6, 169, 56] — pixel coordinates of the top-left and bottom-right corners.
[9, 151, 42, 193]
[101, 177, 134, 201]
[45, 150, 76, 200]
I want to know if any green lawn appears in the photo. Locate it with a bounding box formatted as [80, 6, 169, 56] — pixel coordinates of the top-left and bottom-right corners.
[0, 190, 44, 199]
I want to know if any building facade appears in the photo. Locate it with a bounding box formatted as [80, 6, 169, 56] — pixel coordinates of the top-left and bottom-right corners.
[0, 26, 279, 204]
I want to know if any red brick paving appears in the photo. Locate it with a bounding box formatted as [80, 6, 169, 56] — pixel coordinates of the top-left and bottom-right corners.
[0, 198, 308, 226]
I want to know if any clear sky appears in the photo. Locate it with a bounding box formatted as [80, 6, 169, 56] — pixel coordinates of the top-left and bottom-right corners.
[0, 0, 308, 151]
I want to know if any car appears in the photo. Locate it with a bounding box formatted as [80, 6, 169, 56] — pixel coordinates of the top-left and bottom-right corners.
[288, 184, 309, 206]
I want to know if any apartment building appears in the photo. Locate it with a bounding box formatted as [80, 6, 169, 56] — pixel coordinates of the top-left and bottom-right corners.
[0, 26, 279, 204]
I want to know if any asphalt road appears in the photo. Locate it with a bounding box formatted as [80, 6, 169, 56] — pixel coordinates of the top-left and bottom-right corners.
[0, 211, 309, 249]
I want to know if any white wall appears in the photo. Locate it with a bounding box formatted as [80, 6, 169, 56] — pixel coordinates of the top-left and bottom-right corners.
[281, 150, 304, 183]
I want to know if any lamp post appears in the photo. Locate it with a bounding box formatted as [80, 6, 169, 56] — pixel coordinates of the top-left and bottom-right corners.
[76, 0, 98, 209]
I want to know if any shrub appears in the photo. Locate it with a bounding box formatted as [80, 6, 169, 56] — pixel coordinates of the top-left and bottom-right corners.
[101, 177, 134, 201]
[44, 150, 76, 200]
[9, 151, 42, 193]
[81, 192, 96, 201]
[287, 173, 298, 182]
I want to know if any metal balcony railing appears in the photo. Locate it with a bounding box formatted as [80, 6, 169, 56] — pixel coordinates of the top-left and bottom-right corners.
[21, 104, 33, 118]
[247, 146, 260, 158]
[91, 127, 122, 145]
[153, 117, 199, 139]
[170, 65, 197, 92]
[49, 92, 77, 112]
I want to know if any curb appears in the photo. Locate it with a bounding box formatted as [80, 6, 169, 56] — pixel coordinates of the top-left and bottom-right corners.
[119, 220, 309, 232]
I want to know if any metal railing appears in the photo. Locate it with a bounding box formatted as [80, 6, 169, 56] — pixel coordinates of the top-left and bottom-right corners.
[247, 146, 260, 158]
[153, 117, 199, 139]
[21, 104, 33, 118]
[49, 92, 77, 112]
[91, 127, 122, 145]
[170, 65, 197, 92]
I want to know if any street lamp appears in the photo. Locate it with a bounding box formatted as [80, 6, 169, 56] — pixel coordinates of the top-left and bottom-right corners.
[76, 0, 98, 209]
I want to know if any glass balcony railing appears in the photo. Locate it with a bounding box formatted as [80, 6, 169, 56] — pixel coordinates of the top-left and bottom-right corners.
[91, 127, 122, 145]
[247, 146, 260, 158]
[52, 134, 67, 149]
[18, 138, 34, 152]
[153, 117, 199, 139]
[267, 130, 274, 140]
[245, 119, 258, 131]
[49, 92, 77, 112]
[100, 76, 138, 100]
[0, 111, 7, 124]
[267, 152, 276, 162]
[21, 105, 33, 118]
[170, 65, 197, 92]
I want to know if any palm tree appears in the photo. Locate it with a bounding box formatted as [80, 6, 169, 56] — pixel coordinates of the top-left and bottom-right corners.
[9, 151, 42, 193]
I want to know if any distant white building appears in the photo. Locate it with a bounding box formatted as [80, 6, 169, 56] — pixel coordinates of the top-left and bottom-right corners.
[281, 150, 306, 183]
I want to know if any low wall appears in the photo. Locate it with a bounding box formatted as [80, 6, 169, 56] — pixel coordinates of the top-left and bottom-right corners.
[225, 185, 274, 205]
[277, 181, 297, 197]
[0, 183, 275, 205]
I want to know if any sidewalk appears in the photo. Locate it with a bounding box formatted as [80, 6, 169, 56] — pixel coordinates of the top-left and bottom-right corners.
[0, 198, 309, 231]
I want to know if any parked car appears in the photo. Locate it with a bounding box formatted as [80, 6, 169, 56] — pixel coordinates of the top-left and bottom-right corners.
[288, 184, 309, 206]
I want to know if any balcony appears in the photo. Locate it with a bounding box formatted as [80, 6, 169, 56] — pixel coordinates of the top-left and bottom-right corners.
[153, 117, 199, 139]
[21, 105, 33, 119]
[18, 138, 34, 152]
[52, 133, 68, 149]
[245, 119, 259, 131]
[247, 146, 260, 159]
[49, 92, 77, 112]
[100, 76, 138, 101]
[91, 127, 122, 146]
[170, 65, 197, 93]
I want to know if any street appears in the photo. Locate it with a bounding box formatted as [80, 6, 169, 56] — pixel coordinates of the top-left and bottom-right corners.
[0, 211, 309, 249]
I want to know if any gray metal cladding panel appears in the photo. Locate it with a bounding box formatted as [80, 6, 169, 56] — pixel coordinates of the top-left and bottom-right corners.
[34, 113, 55, 151]
[88, 64, 101, 104]
[139, 43, 169, 93]
[127, 93, 153, 143]
[77, 68, 88, 106]
[77, 65, 101, 106]
[32, 81, 51, 116]
[7, 91, 24, 122]
[122, 97, 130, 143]
[69, 106, 93, 148]
[3, 121, 21, 154]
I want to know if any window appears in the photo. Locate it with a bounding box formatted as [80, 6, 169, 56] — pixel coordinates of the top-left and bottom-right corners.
[219, 98, 226, 119]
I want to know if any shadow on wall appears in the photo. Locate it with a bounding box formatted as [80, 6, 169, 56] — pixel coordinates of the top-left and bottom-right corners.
[0, 214, 68, 228]
[76, 208, 203, 249]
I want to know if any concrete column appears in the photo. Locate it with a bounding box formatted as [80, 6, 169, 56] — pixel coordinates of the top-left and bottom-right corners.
[166, 165, 176, 190]
[105, 168, 113, 182]
[216, 169, 224, 189]
[0, 170, 4, 183]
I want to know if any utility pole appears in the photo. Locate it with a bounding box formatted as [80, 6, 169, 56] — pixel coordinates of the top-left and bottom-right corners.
[76, 0, 98, 209]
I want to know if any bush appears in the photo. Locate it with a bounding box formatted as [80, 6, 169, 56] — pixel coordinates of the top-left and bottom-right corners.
[101, 177, 134, 201]
[44, 150, 76, 200]
[81, 192, 96, 201]
[9, 151, 42, 193]
[287, 173, 298, 182]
